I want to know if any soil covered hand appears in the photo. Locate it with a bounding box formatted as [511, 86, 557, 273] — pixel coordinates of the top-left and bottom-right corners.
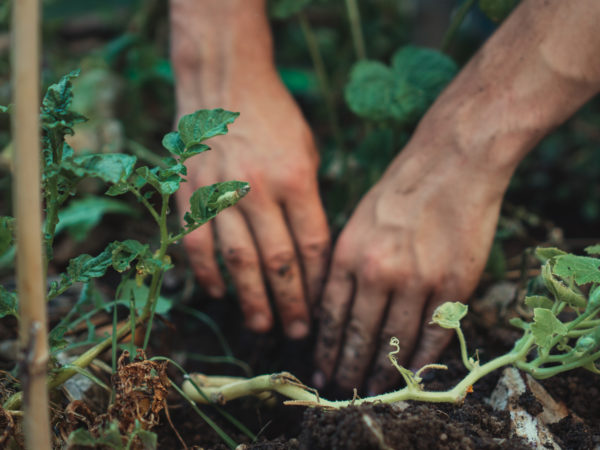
[171, 0, 329, 339]
[313, 127, 507, 394]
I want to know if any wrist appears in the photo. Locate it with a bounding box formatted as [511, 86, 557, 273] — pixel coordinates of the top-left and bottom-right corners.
[170, 0, 275, 109]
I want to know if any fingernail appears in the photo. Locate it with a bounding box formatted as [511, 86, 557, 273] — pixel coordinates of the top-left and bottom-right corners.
[287, 320, 309, 339]
[248, 314, 270, 332]
[207, 285, 225, 298]
[312, 370, 326, 389]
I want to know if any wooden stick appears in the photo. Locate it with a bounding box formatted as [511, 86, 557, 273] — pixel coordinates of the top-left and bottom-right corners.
[11, 0, 52, 448]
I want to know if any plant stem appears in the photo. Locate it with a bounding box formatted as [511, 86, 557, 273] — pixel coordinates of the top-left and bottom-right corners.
[130, 185, 161, 225]
[298, 12, 346, 153]
[441, 0, 477, 53]
[455, 327, 473, 370]
[142, 194, 170, 350]
[344, 0, 366, 60]
[11, 0, 52, 446]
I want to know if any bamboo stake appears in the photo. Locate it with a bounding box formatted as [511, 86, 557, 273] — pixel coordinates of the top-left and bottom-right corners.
[11, 0, 52, 448]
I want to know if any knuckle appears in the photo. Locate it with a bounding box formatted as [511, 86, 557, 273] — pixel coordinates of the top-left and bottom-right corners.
[222, 246, 259, 271]
[263, 249, 296, 275]
[298, 237, 330, 261]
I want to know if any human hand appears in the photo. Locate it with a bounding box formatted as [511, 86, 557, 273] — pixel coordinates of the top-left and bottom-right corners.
[313, 125, 510, 394]
[174, 72, 329, 339]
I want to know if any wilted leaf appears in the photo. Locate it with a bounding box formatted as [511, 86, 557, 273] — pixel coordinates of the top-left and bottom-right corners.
[188, 181, 250, 224]
[345, 46, 456, 124]
[542, 262, 587, 308]
[524, 295, 554, 310]
[0, 286, 17, 319]
[479, 0, 520, 22]
[269, 0, 312, 19]
[41, 70, 87, 134]
[136, 166, 181, 195]
[531, 308, 568, 352]
[56, 197, 136, 242]
[430, 301, 468, 329]
[553, 254, 600, 285]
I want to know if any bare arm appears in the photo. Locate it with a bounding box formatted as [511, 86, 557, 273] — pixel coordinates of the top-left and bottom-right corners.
[170, 0, 330, 338]
[314, 0, 600, 394]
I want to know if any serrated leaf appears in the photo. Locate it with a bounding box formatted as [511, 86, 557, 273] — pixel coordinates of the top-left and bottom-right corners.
[542, 261, 587, 308]
[553, 254, 600, 285]
[524, 295, 554, 310]
[269, 0, 312, 19]
[48, 325, 68, 351]
[430, 301, 468, 329]
[530, 307, 568, 352]
[62, 154, 137, 184]
[535, 247, 567, 262]
[178, 109, 239, 149]
[56, 197, 136, 242]
[41, 70, 87, 134]
[585, 244, 600, 256]
[188, 181, 250, 224]
[345, 46, 457, 124]
[0, 216, 15, 256]
[0, 286, 18, 319]
[479, 0, 520, 22]
[111, 240, 149, 272]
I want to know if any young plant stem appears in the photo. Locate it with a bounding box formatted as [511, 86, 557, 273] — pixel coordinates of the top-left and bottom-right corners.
[344, 0, 366, 60]
[142, 194, 170, 350]
[455, 327, 474, 370]
[11, 0, 52, 446]
[298, 12, 346, 154]
[441, 0, 477, 52]
[184, 334, 537, 408]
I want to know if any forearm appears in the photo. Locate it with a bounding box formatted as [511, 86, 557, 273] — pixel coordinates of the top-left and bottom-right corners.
[403, 0, 600, 180]
[169, 0, 274, 110]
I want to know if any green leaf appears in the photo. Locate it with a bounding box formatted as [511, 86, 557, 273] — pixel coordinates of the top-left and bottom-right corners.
[535, 247, 567, 262]
[542, 262, 587, 309]
[135, 429, 157, 450]
[188, 181, 250, 224]
[0, 216, 15, 256]
[0, 286, 18, 319]
[345, 46, 457, 124]
[68, 421, 123, 448]
[553, 254, 600, 285]
[48, 325, 68, 352]
[41, 70, 87, 134]
[161, 131, 186, 156]
[430, 301, 468, 329]
[136, 166, 181, 195]
[530, 307, 568, 352]
[524, 295, 554, 310]
[62, 154, 137, 185]
[56, 197, 136, 242]
[585, 244, 600, 256]
[178, 109, 239, 149]
[111, 240, 149, 272]
[479, 0, 520, 22]
[118, 279, 172, 316]
[0, 104, 10, 114]
[269, 0, 312, 19]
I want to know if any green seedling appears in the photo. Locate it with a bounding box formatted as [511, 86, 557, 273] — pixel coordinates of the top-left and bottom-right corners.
[0, 72, 249, 433]
[183, 246, 600, 408]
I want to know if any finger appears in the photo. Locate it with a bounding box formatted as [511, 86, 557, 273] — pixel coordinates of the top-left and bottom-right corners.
[177, 181, 225, 297]
[334, 284, 389, 391]
[284, 182, 330, 306]
[215, 207, 273, 333]
[409, 296, 462, 370]
[245, 203, 310, 339]
[313, 266, 354, 385]
[366, 287, 428, 395]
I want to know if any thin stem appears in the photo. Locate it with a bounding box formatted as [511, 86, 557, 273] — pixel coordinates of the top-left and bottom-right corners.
[127, 139, 167, 168]
[298, 12, 346, 153]
[344, 0, 366, 60]
[455, 327, 473, 370]
[441, 0, 477, 53]
[130, 185, 161, 225]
